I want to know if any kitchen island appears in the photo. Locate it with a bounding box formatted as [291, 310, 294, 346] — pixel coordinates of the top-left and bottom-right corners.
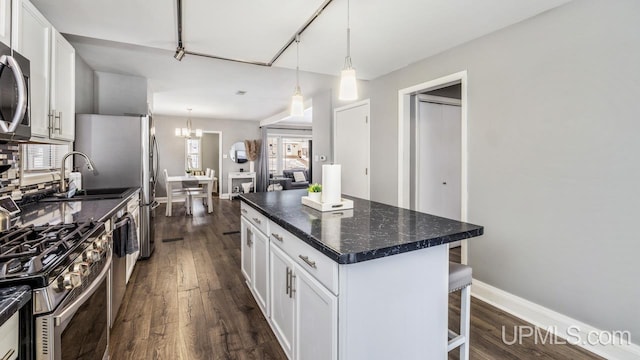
[239, 190, 483, 360]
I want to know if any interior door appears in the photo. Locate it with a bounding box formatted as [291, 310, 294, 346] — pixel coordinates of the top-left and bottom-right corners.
[334, 102, 370, 200]
[416, 98, 461, 220]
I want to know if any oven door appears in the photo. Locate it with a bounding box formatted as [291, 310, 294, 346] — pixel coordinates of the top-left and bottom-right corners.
[36, 252, 111, 360]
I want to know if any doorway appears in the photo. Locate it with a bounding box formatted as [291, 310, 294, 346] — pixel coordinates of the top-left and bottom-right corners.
[334, 100, 370, 200]
[398, 71, 468, 263]
[415, 93, 462, 221]
[202, 131, 222, 194]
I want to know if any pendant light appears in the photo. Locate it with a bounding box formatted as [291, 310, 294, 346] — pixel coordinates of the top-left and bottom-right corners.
[339, 0, 358, 101]
[175, 108, 202, 138]
[290, 35, 304, 117]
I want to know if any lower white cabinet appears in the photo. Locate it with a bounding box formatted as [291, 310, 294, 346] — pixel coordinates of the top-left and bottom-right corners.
[295, 264, 338, 360]
[240, 215, 270, 317]
[270, 242, 338, 360]
[240, 217, 253, 284]
[252, 228, 269, 314]
[269, 244, 295, 358]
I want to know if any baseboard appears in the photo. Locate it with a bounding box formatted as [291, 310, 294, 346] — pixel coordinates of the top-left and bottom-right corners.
[471, 279, 640, 360]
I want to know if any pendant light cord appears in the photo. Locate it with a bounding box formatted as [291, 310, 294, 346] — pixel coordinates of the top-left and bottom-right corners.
[296, 35, 300, 90]
[345, 0, 352, 67]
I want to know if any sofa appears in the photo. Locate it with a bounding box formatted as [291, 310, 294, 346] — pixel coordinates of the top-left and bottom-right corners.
[280, 169, 310, 190]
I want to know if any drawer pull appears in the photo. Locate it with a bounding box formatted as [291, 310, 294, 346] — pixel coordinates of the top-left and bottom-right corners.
[252, 217, 262, 224]
[2, 349, 16, 360]
[241, 208, 248, 214]
[272, 233, 283, 242]
[299, 255, 317, 269]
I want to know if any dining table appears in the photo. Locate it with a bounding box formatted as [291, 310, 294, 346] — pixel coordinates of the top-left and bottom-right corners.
[165, 175, 216, 215]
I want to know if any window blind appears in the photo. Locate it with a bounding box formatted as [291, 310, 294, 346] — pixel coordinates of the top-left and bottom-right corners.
[23, 144, 69, 171]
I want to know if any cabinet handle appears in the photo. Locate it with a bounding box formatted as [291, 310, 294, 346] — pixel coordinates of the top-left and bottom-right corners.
[246, 236, 252, 247]
[272, 233, 283, 242]
[57, 111, 63, 133]
[2, 349, 16, 360]
[241, 208, 248, 214]
[299, 255, 317, 269]
[290, 273, 296, 299]
[252, 217, 261, 224]
[49, 109, 60, 131]
[285, 267, 291, 295]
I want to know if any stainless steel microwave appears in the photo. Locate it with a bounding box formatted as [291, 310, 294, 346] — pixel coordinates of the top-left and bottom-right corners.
[0, 42, 31, 141]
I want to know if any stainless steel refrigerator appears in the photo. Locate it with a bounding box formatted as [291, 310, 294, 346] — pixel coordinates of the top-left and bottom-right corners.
[75, 114, 158, 259]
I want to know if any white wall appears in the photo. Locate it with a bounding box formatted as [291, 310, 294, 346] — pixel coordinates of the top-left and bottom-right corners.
[154, 115, 260, 197]
[368, 0, 640, 344]
[75, 54, 94, 113]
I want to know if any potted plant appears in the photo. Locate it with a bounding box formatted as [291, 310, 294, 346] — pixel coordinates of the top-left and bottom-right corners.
[308, 183, 322, 202]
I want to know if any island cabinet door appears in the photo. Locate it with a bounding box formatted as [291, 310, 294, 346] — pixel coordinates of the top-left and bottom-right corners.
[270, 243, 295, 358]
[252, 228, 270, 317]
[295, 265, 338, 360]
[240, 217, 253, 285]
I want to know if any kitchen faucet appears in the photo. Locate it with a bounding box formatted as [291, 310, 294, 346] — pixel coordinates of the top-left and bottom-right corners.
[59, 151, 96, 193]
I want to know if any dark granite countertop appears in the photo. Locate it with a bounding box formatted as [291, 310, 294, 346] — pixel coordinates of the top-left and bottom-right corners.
[0, 285, 30, 326]
[15, 187, 140, 227]
[239, 190, 484, 264]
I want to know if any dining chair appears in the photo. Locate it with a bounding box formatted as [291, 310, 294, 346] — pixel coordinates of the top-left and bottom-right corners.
[164, 169, 191, 216]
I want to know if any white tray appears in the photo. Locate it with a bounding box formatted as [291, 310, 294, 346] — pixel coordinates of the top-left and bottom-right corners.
[301, 196, 354, 212]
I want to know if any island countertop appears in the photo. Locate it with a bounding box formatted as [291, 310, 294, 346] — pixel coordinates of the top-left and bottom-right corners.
[239, 190, 483, 264]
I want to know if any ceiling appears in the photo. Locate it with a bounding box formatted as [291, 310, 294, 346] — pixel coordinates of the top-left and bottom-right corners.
[32, 0, 571, 121]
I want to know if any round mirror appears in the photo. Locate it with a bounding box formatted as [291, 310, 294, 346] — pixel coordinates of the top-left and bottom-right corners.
[229, 141, 248, 163]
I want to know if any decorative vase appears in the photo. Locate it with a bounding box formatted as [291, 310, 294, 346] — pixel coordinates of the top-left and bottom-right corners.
[249, 161, 255, 173]
[308, 191, 322, 203]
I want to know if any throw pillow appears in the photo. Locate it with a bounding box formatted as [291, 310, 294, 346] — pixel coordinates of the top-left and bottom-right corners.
[293, 171, 306, 182]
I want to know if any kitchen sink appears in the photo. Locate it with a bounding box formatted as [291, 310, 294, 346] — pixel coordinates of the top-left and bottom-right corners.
[38, 187, 132, 202]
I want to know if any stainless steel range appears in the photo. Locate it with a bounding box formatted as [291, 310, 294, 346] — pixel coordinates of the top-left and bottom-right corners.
[0, 221, 111, 360]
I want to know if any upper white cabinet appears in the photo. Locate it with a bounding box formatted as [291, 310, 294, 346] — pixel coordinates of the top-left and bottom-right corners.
[12, 0, 75, 142]
[0, 0, 10, 46]
[49, 31, 74, 141]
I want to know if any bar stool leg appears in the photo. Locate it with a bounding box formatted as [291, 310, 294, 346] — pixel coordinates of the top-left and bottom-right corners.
[460, 285, 471, 360]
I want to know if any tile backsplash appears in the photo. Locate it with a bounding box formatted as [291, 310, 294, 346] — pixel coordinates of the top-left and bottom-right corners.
[0, 142, 58, 199]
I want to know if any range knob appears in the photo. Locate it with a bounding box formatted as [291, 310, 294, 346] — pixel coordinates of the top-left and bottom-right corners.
[61, 272, 82, 290]
[83, 249, 101, 263]
[71, 262, 90, 277]
[93, 237, 108, 252]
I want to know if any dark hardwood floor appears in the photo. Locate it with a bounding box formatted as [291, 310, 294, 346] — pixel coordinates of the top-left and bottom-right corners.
[110, 198, 602, 360]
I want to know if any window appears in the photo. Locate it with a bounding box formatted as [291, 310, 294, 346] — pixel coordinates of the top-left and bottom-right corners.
[267, 136, 310, 175]
[20, 143, 72, 186]
[185, 138, 201, 171]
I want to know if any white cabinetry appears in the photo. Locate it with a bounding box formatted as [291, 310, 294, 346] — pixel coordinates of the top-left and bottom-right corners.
[269, 223, 338, 360]
[49, 31, 75, 141]
[269, 244, 295, 358]
[12, 0, 74, 142]
[295, 266, 338, 360]
[240, 203, 270, 318]
[0, 0, 10, 46]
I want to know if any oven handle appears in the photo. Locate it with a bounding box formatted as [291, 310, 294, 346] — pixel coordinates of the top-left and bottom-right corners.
[54, 251, 112, 327]
[0, 55, 27, 133]
[109, 214, 131, 236]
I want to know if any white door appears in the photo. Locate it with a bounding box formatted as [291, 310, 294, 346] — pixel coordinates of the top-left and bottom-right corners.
[416, 97, 461, 220]
[269, 244, 295, 358]
[334, 101, 370, 200]
[50, 30, 75, 141]
[240, 217, 253, 284]
[252, 228, 269, 317]
[295, 266, 338, 360]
